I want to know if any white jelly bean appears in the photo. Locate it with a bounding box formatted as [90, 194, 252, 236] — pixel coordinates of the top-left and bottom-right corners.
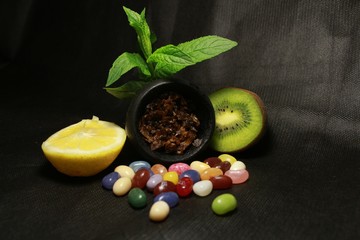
[114, 165, 135, 179]
[113, 177, 132, 196]
[230, 161, 246, 171]
[192, 180, 213, 197]
[149, 201, 170, 222]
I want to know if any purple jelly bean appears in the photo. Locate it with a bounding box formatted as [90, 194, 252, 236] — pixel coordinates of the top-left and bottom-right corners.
[102, 172, 120, 190]
[180, 169, 201, 183]
[154, 192, 179, 208]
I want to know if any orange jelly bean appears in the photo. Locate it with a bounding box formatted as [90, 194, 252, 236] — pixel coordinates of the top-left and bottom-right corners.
[200, 168, 223, 180]
[151, 164, 168, 176]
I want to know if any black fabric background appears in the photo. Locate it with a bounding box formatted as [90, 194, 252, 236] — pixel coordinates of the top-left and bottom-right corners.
[1, 0, 359, 239]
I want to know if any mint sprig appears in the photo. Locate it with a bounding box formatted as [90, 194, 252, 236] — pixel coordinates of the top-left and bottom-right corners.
[104, 6, 238, 99]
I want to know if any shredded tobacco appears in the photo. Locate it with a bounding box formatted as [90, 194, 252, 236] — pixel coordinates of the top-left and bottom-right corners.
[139, 92, 201, 154]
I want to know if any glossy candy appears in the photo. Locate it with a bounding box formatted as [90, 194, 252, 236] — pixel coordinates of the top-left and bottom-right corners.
[176, 177, 193, 197]
[230, 161, 246, 171]
[180, 169, 201, 183]
[168, 163, 190, 175]
[149, 201, 170, 222]
[192, 180, 213, 197]
[151, 164, 168, 176]
[128, 188, 147, 208]
[216, 161, 231, 173]
[129, 160, 151, 173]
[163, 171, 179, 185]
[190, 161, 211, 174]
[203, 157, 222, 167]
[113, 177, 132, 196]
[218, 154, 237, 165]
[209, 175, 233, 189]
[102, 172, 120, 190]
[154, 192, 179, 208]
[211, 193, 237, 215]
[153, 181, 177, 196]
[146, 174, 163, 192]
[225, 169, 249, 184]
[132, 168, 151, 189]
[200, 168, 223, 180]
[114, 165, 135, 179]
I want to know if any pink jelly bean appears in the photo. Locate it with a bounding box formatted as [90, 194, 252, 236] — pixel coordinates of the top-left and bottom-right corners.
[168, 163, 190, 175]
[225, 169, 249, 184]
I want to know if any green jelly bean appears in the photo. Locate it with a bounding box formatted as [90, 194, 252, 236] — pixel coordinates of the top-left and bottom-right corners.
[128, 188, 147, 209]
[211, 193, 237, 215]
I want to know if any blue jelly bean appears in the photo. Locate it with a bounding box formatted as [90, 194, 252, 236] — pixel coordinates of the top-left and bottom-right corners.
[102, 172, 120, 190]
[180, 169, 201, 183]
[154, 192, 179, 208]
[129, 161, 151, 173]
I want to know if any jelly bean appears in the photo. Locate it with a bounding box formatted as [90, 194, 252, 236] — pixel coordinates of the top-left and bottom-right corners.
[176, 177, 193, 197]
[192, 180, 213, 197]
[200, 168, 223, 180]
[211, 193, 237, 215]
[163, 171, 179, 185]
[225, 169, 249, 184]
[180, 169, 201, 183]
[114, 165, 135, 179]
[132, 168, 151, 189]
[154, 192, 179, 208]
[168, 163, 190, 175]
[129, 160, 151, 173]
[146, 174, 163, 192]
[230, 161, 246, 171]
[102, 172, 120, 190]
[149, 201, 170, 222]
[128, 188, 147, 209]
[153, 181, 177, 196]
[209, 175, 233, 190]
[218, 154, 237, 165]
[203, 157, 222, 167]
[216, 161, 231, 173]
[151, 164, 168, 176]
[190, 161, 211, 174]
[113, 177, 132, 196]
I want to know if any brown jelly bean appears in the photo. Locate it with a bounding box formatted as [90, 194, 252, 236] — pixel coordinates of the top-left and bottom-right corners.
[209, 175, 233, 190]
[215, 161, 231, 173]
[132, 168, 151, 189]
[153, 181, 177, 196]
[203, 157, 222, 167]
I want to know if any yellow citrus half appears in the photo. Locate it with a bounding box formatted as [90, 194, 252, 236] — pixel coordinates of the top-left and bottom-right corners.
[41, 116, 126, 177]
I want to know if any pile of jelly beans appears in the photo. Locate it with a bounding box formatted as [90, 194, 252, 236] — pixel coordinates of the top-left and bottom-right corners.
[101, 153, 249, 222]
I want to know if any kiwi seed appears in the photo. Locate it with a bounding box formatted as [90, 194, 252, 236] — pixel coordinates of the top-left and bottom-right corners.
[208, 87, 266, 152]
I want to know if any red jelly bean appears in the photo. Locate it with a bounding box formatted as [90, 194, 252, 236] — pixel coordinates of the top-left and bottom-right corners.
[203, 157, 222, 167]
[153, 181, 177, 196]
[176, 177, 193, 197]
[132, 168, 151, 189]
[209, 175, 233, 190]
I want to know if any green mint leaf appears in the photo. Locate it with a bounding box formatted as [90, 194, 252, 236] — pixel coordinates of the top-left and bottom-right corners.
[123, 7, 152, 59]
[147, 45, 194, 78]
[177, 35, 238, 60]
[148, 35, 238, 78]
[104, 81, 148, 99]
[106, 52, 150, 87]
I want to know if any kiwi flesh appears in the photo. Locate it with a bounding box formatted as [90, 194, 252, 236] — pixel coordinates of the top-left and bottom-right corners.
[208, 87, 266, 152]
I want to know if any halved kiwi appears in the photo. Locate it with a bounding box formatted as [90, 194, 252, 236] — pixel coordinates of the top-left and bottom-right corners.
[209, 87, 266, 152]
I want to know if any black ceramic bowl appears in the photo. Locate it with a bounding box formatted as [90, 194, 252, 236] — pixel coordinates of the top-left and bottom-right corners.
[125, 79, 215, 165]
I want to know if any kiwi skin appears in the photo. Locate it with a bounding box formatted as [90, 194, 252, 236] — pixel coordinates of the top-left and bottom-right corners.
[209, 87, 267, 153]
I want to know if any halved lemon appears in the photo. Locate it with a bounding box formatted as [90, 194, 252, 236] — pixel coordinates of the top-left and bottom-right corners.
[41, 116, 126, 177]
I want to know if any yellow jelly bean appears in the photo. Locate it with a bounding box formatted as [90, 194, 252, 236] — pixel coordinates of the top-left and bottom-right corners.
[149, 201, 170, 222]
[218, 154, 237, 165]
[190, 161, 211, 174]
[112, 177, 132, 196]
[114, 165, 135, 179]
[163, 171, 179, 185]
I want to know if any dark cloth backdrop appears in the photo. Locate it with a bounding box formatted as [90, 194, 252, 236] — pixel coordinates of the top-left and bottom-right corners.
[1, 0, 359, 239]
